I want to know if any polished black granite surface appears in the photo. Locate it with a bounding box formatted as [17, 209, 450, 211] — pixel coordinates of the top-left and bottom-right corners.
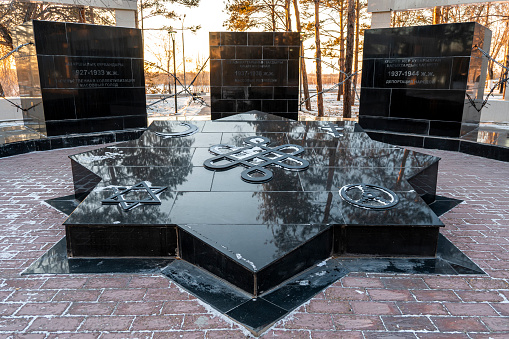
[26, 114, 486, 335]
[365, 124, 509, 162]
[64, 111, 444, 296]
[13, 20, 146, 136]
[210, 32, 300, 120]
[360, 22, 491, 138]
[0, 125, 145, 159]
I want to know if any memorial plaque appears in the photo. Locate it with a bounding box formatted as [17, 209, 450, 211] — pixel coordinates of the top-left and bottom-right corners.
[209, 32, 300, 120]
[359, 22, 491, 138]
[14, 20, 146, 136]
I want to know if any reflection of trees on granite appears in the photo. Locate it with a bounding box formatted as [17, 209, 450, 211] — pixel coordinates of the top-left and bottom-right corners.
[345, 258, 441, 274]
[251, 122, 329, 256]
[384, 148, 439, 178]
[68, 188, 176, 225]
[246, 120, 289, 133]
[253, 124, 440, 250]
[68, 131, 196, 224]
[73, 132, 195, 194]
[261, 224, 327, 260]
[339, 192, 440, 226]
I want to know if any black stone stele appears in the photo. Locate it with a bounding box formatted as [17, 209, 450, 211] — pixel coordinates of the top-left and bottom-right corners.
[101, 181, 167, 211]
[359, 22, 492, 138]
[209, 32, 300, 120]
[13, 20, 146, 136]
[204, 135, 309, 183]
[320, 122, 345, 138]
[27, 111, 486, 336]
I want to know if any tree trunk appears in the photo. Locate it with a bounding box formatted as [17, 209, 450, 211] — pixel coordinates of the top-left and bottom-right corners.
[337, 0, 344, 100]
[0, 24, 13, 50]
[23, 3, 38, 23]
[501, 21, 509, 95]
[442, 6, 449, 23]
[503, 37, 509, 99]
[485, 3, 490, 26]
[433, 6, 442, 24]
[285, 0, 291, 31]
[78, 6, 86, 23]
[315, 0, 323, 117]
[293, 0, 311, 110]
[351, 0, 360, 106]
[271, 0, 276, 31]
[343, 0, 355, 119]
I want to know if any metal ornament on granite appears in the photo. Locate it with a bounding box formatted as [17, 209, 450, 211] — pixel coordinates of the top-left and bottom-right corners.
[102, 181, 167, 211]
[153, 123, 198, 138]
[320, 122, 344, 138]
[204, 136, 310, 183]
[339, 184, 399, 210]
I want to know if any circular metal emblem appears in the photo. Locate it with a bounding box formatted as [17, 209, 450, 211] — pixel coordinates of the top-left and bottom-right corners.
[339, 184, 399, 210]
[154, 123, 198, 138]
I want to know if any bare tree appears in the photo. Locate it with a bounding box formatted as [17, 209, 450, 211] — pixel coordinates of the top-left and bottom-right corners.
[224, 0, 288, 31]
[293, 0, 311, 110]
[342, 0, 354, 118]
[0, 1, 115, 50]
[314, 0, 323, 117]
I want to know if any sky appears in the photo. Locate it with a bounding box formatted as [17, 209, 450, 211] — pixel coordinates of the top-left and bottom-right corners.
[141, 0, 339, 74]
[143, 0, 229, 71]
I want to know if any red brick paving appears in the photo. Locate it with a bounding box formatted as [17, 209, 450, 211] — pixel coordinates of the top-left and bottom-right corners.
[0, 145, 508, 337]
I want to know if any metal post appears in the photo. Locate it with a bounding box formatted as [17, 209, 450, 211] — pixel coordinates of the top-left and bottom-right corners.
[167, 32, 171, 95]
[173, 33, 177, 115]
[182, 15, 186, 92]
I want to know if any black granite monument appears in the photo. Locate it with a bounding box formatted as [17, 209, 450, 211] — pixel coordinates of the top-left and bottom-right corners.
[65, 112, 443, 297]
[209, 32, 300, 120]
[14, 20, 146, 136]
[359, 22, 491, 138]
[26, 111, 487, 335]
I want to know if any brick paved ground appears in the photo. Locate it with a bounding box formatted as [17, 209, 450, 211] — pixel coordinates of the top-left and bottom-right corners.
[0, 145, 508, 338]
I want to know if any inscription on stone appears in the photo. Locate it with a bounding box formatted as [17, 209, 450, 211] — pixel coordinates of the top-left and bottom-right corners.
[374, 57, 452, 89]
[223, 60, 286, 86]
[359, 22, 492, 138]
[209, 31, 300, 120]
[54, 57, 138, 88]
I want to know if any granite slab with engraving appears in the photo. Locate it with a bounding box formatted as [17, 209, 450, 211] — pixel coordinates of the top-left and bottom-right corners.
[14, 20, 146, 136]
[359, 22, 491, 138]
[209, 32, 300, 120]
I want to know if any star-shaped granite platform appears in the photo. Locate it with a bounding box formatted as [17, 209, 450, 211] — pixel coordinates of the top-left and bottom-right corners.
[28, 111, 483, 335]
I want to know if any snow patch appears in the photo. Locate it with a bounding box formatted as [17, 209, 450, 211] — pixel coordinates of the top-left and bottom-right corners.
[235, 253, 257, 271]
[78, 151, 124, 163]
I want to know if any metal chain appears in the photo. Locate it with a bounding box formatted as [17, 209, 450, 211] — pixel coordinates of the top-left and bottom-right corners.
[0, 42, 39, 113]
[0, 42, 33, 62]
[465, 45, 509, 113]
[300, 70, 361, 106]
[145, 58, 210, 108]
[298, 56, 361, 106]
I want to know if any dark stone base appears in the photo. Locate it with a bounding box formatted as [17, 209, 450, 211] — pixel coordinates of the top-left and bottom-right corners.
[179, 227, 333, 296]
[336, 225, 440, 257]
[67, 222, 440, 295]
[365, 130, 509, 162]
[65, 225, 178, 257]
[0, 128, 145, 159]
